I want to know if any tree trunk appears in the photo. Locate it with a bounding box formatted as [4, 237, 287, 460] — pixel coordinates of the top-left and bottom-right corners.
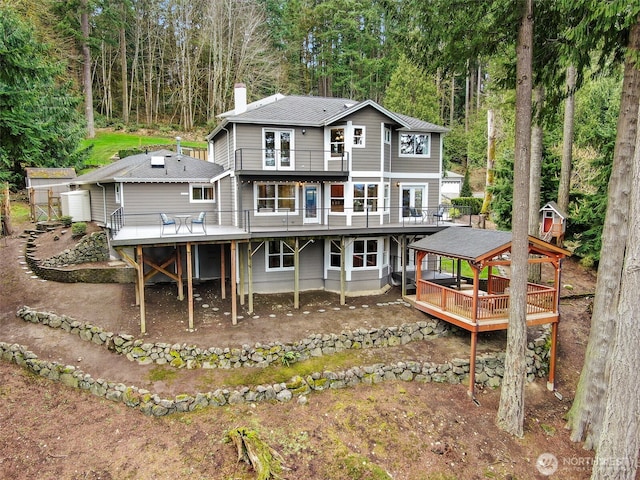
[80, 0, 95, 139]
[566, 18, 640, 450]
[1, 183, 13, 236]
[558, 65, 576, 214]
[120, 22, 129, 124]
[591, 81, 640, 480]
[450, 74, 455, 127]
[496, 0, 533, 438]
[528, 85, 544, 283]
[480, 109, 495, 216]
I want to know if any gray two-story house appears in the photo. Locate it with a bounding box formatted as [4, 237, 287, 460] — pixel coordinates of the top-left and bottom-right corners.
[73, 84, 461, 330]
[205, 84, 451, 297]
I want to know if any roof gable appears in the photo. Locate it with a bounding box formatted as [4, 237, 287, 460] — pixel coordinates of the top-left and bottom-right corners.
[208, 94, 448, 139]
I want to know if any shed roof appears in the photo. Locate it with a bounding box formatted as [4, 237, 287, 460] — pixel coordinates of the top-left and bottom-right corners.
[25, 168, 76, 179]
[72, 150, 223, 184]
[409, 227, 570, 263]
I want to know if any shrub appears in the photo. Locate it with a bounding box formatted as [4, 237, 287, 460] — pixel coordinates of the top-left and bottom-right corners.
[60, 215, 73, 227]
[71, 222, 87, 237]
[451, 197, 483, 215]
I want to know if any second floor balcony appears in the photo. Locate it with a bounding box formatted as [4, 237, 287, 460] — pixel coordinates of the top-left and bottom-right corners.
[234, 148, 349, 181]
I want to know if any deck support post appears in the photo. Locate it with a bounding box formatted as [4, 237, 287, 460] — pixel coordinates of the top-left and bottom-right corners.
[469, 330, 478, 397]
[231, 240, 237, 325]
[136, 245, 146, 334]
[221, 245, 226, 300]
[176, 245, 184, 301]
[294, 237, 300, 309]
[248, 241, 254, 315]
[239, 243, 245, 306]
[186, 243, 194, 330]
[340, 236, 346, 305]
[401, 235, 407, 298]
[547, 321, 558, 390]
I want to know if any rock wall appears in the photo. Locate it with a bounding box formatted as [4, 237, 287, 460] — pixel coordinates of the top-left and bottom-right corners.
[23, 230, 135, 284]
[7, 307, 553, 416]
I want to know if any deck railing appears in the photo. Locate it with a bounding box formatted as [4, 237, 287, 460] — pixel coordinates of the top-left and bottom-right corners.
[107, 205, 473, 239]
[416, 279, 557, 324]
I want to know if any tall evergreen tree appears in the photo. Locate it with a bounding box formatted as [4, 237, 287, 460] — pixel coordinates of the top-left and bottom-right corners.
[0, 8, 88, 187]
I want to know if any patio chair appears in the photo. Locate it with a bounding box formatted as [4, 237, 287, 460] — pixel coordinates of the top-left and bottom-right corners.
[160, 213, 177, 236]
[408, 207, 423, 223]
[190, 211, 206, 233]
[433, 205, 445, 224]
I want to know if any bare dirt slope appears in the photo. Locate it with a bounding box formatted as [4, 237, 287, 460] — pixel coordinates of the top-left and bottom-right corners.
[0, 219, 601, 479]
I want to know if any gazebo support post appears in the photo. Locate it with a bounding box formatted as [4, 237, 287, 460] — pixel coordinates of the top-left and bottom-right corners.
[469, 330, 478, 398]
[547, 321, 558, 391]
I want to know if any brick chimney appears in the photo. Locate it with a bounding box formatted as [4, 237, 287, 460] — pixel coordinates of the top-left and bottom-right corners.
[234, 83, 247, 115]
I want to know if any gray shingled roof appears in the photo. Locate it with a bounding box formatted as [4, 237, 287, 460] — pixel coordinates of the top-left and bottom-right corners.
[72, 150, 223, 184]
[409, 228, 513, 261]
[394, 112, 449, 133]
[26, 168, 76, 179]
[209, 95, 448, 138]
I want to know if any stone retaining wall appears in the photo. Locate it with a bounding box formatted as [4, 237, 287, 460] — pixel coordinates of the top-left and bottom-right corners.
[23, 230, 135, 284]
[8, 307, 552, 416]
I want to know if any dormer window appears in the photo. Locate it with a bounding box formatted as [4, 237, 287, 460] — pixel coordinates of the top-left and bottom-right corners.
[399, 133, 431, 157]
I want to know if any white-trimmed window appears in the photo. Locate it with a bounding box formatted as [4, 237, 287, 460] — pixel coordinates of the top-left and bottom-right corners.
[263, 129, 293, 168]
[330, 184, 345, 212]
[330, 240, 342, 267]
[190, 184, 215, 202]
[383, 183, 390, 211]
[353, 239, 378, 268]
[256, 183, 296, 212]
[115, 183, 121, 204]
[353, 126, 365, 147]
[267, 240, 295, 271]
[353, 183, 378, 212]
[330, 127, 345, 157]
[384, 127, 391, 144]
[399, 133, 431, 157]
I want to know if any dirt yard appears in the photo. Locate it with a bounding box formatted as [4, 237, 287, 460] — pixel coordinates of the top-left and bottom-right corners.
[0, 219, 600, 479]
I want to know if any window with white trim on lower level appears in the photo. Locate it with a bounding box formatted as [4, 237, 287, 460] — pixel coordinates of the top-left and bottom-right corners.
[256, 183, 296, 212]
[190, 184, 215, 202]
[330, 184, 345, 212]
[353, 183, 378, 212]
[352, 239, 378, 268]
[330, 240, 342, 267]
[266, 240, 295, 271]
[399, 133, 431, 157]
[115, 183, 121, 204]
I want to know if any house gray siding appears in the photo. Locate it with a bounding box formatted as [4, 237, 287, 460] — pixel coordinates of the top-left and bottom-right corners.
[243, 241, 325, 294]
[120, 183, 216, 227]
[344, 107, 385, 172]
[82, 184, 117, 225]
[390, 132, 442, 174]
[232, 124, 327, 172]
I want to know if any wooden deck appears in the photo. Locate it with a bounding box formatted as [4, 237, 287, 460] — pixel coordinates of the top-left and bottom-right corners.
[406, 278, 559, 332]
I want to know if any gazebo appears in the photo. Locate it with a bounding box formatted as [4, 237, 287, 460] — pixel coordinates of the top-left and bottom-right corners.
[407, 228, 570, 398]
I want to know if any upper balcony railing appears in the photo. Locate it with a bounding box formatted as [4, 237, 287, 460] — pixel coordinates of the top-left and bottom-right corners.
[234, 148, 349, 173]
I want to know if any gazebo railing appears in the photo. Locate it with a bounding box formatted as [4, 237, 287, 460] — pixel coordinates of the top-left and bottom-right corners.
[416, 279, 557, 324]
